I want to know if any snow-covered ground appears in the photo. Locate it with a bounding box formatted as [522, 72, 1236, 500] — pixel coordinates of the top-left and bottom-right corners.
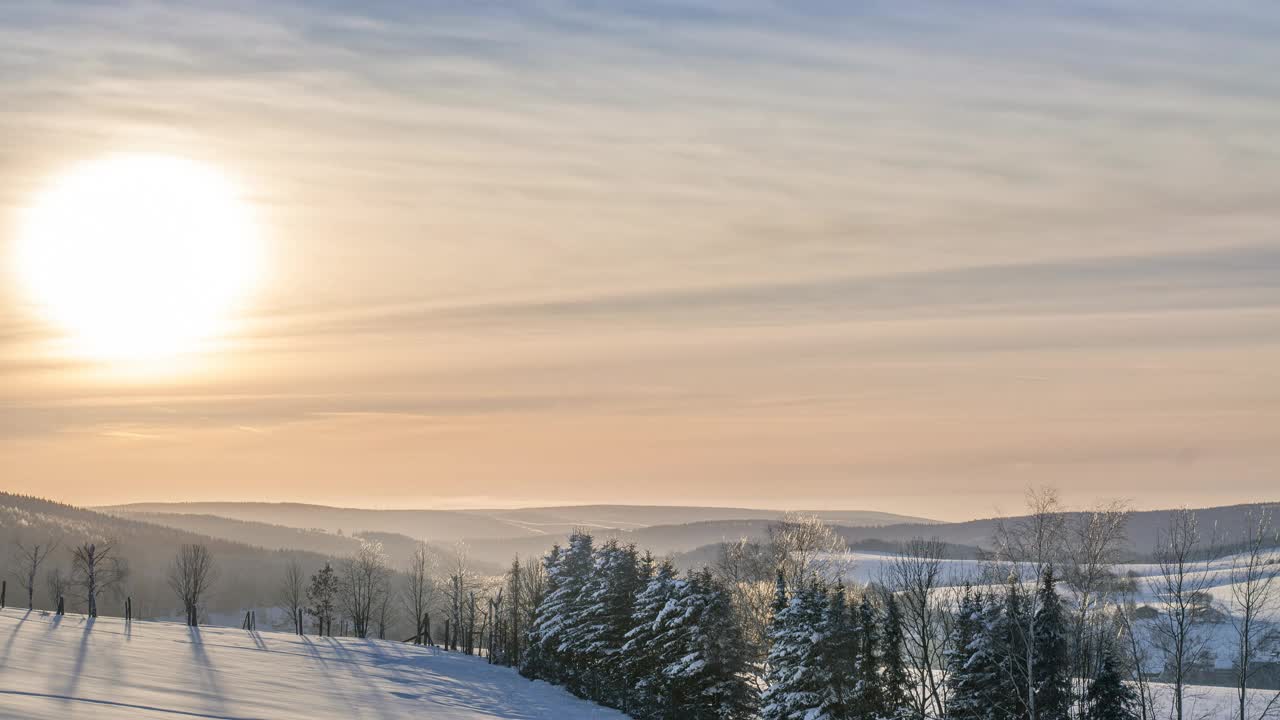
[0, 608, 624, 719]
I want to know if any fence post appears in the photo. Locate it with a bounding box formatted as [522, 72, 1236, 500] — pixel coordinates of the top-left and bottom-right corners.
[1, 579, 6, 608]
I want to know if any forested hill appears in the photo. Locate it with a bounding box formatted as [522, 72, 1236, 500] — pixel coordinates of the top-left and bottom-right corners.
[0, 492, 344, 619]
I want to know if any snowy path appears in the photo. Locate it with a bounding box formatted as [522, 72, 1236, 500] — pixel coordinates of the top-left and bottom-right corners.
[0, 609, 625, 719]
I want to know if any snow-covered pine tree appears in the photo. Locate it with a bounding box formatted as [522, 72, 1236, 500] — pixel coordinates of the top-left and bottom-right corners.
[1032, 568, 1072, 720]
[969, 589, 1023, 720]
[881, 593, 910, 720]
[852, 591, 885, 720]
[621, 560, 681, 717]
[523, 532, 595, 686]
[1085, 644, 1138, 720]
[761, 573, 828, 720]
[660, 569, 758, 720]
[946, 585, 984, 720]
[520, 544, 562, 680]
[562, 539, 641, 704]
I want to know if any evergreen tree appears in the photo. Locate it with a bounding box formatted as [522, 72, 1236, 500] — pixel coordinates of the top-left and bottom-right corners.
[881, 593, 910, 720]
[946, 586, 985, 720]
[305, 562, 339, 636]
[1002, 580, 1032, 720]
[520, 545, 560, 679]
[1032, 568, 1072, 720]
[523, 532, 594, 686]
[852, 592, 884, 720]
[621, 561, 681, 718]
[761, 574, 828, 720]
[818, 584, 855, 720]
[1085, 645, 1138, 720]
[661, 570, 758, 720]
[565, 539, 641, 703]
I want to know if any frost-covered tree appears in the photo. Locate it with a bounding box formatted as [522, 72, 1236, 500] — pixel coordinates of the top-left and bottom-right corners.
[167, 544, 217, 627]
[565, 539, 642, 703]
[818, 583, 855, 720]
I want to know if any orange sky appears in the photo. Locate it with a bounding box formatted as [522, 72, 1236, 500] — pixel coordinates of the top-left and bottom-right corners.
[2, 2, 1279, 521]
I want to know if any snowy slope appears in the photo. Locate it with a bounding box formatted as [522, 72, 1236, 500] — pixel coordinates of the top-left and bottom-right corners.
[0, 609, 624, 720]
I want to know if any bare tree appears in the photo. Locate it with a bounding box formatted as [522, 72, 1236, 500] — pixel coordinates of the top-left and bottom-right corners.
[443, 542, 483, 652]
[1062, 499, 1131, 712]
[1227, 507, 1280, 720]
[167, 544, 218, 627]
[402, 542, 436, 644]
[1147, 508, 1215, 720]
[70, 541, 126, 617]
[992, 485, 1067, 720]
[13, 540, 57, 610]
[712, 537, 778, 688]
[883, 536, 949, 719]
[339, 540, 390, 638]
[767, 512, 847, 588]
[277, 558, 306, 631]
[45, 567, 68, 610]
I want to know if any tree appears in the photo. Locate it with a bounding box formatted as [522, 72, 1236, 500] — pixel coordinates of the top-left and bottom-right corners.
[660, 570, 757, 720]
[1086, 645, 1139, 720]
[881, 593, 910, 720]
[993, 486, 1067, 720]
[167, 544, 217, 627]
[712, 537, 778, 687]
[338, 540, 390, 638]
[1146, 509, 1214, 720]
[1033, 568, 1072, 720]
[45, 567, 68, 610]
[1227, 506, 1280, 720]
[70, 541, 126, 617]
[306, 562, 339, 635]
[946, 585, 985, 720]
[768, 513, 847, 590]
[884, 536, 949, 719]
[524, 532, 594, 683]
[13, 540, 57, 610]
[760, 574, 827, 720]
[1062, 501, 1131, 710]
[852, 591, 885, 720]
[621, 560, 681, 717]
[278, 558, 306, 632]
[402, 542, 436, 645]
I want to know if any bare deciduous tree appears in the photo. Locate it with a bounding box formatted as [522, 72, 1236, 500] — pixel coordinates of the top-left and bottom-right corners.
[712, 537, 778, 688]
[339, 540, 390, 638]
[167, 544, 218, 627]
[1062, 499, 1132, 712]
[993, 485, 1067, 720]
[277, 558, 306, 631]
[768, 512, 847, 589]
[70, 541, 127, 617]
[13, 540, 57, 609]
[1147, 508, 1215, 720]
[402, 542, 436, 644]
[45, 567, 68, 609]
[1227, 507, 1280, 720]
[883, 536, 949, 719]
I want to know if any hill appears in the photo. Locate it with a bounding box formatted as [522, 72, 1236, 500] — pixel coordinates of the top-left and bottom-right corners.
[0, 608, 623, 719]
[0, 493, 347, 621]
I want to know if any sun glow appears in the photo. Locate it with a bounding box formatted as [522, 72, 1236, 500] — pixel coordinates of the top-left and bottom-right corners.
[14, 154, 262, 361]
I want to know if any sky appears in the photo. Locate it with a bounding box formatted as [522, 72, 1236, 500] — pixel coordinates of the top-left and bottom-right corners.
[1, 1, 1278, 521]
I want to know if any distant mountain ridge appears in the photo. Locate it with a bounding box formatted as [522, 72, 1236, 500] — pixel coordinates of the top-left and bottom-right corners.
[97, 502, 937, 540]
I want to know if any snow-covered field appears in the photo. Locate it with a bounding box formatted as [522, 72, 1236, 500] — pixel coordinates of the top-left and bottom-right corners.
[0, 608, 624, 719]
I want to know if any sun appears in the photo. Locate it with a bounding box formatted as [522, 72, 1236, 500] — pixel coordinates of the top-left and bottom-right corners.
[14, 153, 262, 361]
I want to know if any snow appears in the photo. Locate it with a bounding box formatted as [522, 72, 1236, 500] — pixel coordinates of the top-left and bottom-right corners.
[0, 608, 626, 719]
